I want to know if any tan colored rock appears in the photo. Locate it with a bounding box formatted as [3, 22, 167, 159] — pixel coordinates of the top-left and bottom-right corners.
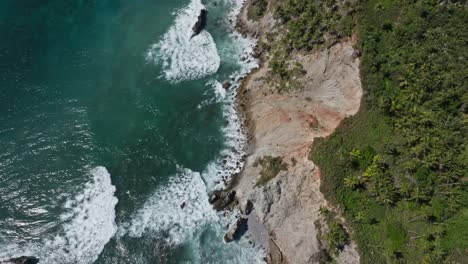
[233, 2, 363, 263]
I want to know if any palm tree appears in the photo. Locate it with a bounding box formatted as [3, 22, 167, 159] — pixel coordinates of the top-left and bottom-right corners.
[344, 175, 362, 189]
[407, 186, 430, 203]
[353, 211, 367, 223]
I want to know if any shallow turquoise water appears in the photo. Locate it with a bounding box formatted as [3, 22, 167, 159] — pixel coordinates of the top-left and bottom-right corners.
[0, 0, 262, 263]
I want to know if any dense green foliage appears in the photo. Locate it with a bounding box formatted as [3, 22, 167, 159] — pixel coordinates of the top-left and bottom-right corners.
[316, 207, 350, 261]
[253, 156, 288, 186]
[310, 1, 468, 263]
[274, 0, 357, 50]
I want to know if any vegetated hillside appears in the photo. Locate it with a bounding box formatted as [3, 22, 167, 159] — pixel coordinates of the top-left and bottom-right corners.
[308, 0, 468, 263]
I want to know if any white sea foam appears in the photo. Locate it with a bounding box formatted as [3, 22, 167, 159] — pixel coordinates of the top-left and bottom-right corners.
[0, 166, 118, 264]
[123, 167, 218, 245]
[200, 1, 259, 190]
[146, 0, 221, 82]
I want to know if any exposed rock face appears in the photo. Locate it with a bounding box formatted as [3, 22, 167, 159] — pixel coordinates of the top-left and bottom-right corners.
[0, 256, 39, 264]
[191, 9, 208, 39]
[209, 190, 237, 211]
[232, 1, 363, 263]
[241, 200, 254, 215]
[235, 39, 362, 264]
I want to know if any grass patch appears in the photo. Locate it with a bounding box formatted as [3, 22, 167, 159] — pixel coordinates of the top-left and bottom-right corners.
[254, 156, 288, 186]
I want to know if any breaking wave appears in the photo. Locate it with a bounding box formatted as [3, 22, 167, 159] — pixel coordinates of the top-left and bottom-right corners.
[0, 167, 118, 264]
[146, 0, 221, 82]
[122, 167, 218, 245]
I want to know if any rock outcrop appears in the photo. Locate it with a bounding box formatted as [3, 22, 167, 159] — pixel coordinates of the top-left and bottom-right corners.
[191, 9, 208, 39]
[209, 190, 237, 211]
[0, 256, 39, 264]
[230, 1, 363, 263]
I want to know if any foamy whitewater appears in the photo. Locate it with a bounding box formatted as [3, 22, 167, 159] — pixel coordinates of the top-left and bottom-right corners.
[146, 0, 221, 82]
[0, 167, 118, 264]
[123, 167, 218, 245]
[123, 0, 261, 259]
[0, 0, 263, 262]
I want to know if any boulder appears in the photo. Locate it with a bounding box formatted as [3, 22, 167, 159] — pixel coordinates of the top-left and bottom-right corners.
[208, 192, 220, 204]
[0, 256, 39, 264]
[191, 9, 208, 39]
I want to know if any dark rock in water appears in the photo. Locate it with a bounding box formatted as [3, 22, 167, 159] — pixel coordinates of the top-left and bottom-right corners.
[224, 217, 248, 243]
[222, 81, 231, 89]
[180, 202, 186, 209]
[0, 256, 39, 264]
[191, 9, 208, 39]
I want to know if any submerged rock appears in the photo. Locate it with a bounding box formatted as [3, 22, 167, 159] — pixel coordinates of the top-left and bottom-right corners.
[0, 256, 39, 264]
[191, 9, 208, 39]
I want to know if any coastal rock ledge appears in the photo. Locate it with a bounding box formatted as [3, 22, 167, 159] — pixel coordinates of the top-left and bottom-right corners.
[227, 0, 363, 263]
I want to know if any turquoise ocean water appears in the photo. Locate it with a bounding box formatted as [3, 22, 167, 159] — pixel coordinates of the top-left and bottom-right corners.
[0, 0, 263, 263]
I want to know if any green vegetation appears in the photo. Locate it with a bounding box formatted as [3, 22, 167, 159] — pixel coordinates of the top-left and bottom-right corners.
[247, 0, 268, 21]
[317, 207, 350, 261]
[253, 156, 288, 186]
[264, 0, 359, 93]
[274, 0, 358, 51]
[310, 1, 468, 263]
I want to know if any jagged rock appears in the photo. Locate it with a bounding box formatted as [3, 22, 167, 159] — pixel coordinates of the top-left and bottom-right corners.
[0, 256, 39, 264]
[208, 192, 219, 204]
[212, 190, 236, 210]
[222, 81, 231, 89]
[241, 200, 254, 215]
[224, 217, 248, 243]
[191, 9, 208, 39]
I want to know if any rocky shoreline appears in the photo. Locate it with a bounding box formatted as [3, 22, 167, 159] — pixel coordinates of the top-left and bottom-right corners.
[211, 0, 364, 263]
